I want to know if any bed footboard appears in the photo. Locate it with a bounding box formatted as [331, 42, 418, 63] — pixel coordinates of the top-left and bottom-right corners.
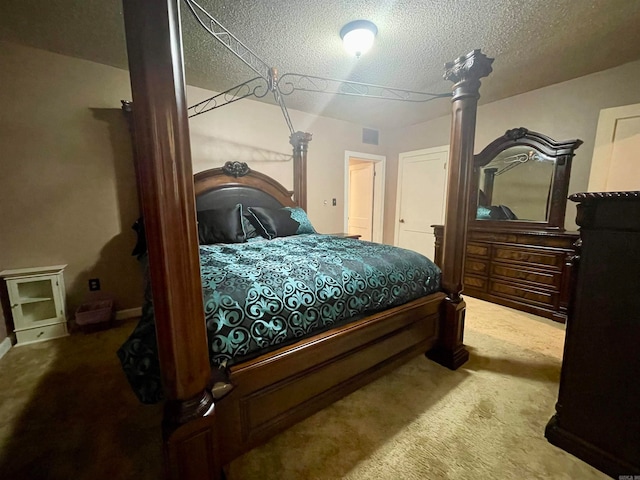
[163, 292, 444, 477]
[217, 292, 445, 463]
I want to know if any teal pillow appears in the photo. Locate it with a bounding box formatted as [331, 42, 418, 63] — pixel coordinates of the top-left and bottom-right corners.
[285, 207, 316, 234]
[476, 206, 492, 219]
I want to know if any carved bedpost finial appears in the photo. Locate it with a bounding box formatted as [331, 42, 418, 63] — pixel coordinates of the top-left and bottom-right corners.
[289, 131, 313, 148]
[443, 49, 494, 94]
[222, 161, 250, 177]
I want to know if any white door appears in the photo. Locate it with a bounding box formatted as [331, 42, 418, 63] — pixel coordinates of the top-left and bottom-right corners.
[348, 162, 375, 241]
[395, 146, 449, 259]
[344, 152, 385, 243]
[588, 103, 640, 191]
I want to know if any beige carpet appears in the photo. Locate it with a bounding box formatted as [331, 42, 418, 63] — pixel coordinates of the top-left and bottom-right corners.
[0, 322, 163, 479]
[0, 297, 607, 479]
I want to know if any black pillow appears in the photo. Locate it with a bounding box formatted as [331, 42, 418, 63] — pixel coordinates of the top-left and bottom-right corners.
[241, 212, 259, 240]
[248, 206, 300, 239]
[197, 204, 246, 244]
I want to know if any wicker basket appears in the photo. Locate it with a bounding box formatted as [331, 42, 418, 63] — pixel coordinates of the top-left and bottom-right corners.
[75, 299, 114, 326]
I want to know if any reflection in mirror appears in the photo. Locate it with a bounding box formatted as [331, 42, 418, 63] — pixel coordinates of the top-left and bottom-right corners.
[476, 146, 555, 222]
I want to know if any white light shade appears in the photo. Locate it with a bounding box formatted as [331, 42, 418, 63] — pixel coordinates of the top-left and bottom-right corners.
[340, 20, 377, 58]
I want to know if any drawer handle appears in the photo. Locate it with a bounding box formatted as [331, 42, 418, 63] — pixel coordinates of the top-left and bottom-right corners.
[11, 304, 18, 309]
[37, 331, 44, 338]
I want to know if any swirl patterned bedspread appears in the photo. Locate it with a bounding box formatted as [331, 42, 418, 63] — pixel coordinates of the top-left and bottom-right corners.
[117, 234, 441, 403]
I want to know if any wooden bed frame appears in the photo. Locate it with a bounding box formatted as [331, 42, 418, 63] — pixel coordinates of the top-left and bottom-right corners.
[121, 2, 493, 478]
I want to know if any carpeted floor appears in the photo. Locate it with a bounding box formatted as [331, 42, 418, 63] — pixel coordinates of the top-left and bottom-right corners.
[0, 297, 608, 479]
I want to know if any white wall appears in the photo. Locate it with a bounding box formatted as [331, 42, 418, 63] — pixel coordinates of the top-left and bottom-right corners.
[0, 41, 140, 318]
[384, 59, 640, 241]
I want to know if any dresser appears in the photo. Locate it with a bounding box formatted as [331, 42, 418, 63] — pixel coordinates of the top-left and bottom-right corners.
[0, 265, 68, 345]
[432, 128, 582, 322]
[433, 226, 578, 322]
[545, 191, 640, 476]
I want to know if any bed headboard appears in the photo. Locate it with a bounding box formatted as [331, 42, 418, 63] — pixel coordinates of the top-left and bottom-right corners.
[194, 161, 297, 211]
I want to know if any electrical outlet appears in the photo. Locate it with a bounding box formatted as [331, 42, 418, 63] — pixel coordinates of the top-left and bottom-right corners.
[88, 278, 101, 291]
[332, 198, 337, 206]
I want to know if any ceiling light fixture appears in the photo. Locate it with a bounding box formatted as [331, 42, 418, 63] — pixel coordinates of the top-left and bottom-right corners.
[340, 20, 377, 58]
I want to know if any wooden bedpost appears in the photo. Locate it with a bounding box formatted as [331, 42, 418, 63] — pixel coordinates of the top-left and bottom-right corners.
[122, 1, 220, 479]
[290, 131, 312, 211]
[427, 49, 493, 369]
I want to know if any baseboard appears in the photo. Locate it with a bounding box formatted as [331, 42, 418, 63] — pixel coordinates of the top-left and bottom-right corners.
[0, 337, 12, 361]
[115, 307, 142, 321]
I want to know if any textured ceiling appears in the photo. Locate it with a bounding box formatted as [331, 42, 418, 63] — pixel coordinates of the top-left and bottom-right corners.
[2, 0, 640, 129]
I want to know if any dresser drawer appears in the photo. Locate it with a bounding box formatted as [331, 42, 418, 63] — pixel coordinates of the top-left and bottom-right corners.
[465, 258, 489, 275]
[492, 245, 563, 269]
[15, 322, 68, 345]
[466, 242, 489, 258]
[464, 275, 487, 292]
[491, 264, 561, 289]
[490, 280, 557, 307]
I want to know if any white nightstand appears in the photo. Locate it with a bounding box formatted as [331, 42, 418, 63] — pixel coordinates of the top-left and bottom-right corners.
[0, 265, 69, 345]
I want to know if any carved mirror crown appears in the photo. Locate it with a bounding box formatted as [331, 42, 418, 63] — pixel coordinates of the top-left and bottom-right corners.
[472, 128, 582, 230]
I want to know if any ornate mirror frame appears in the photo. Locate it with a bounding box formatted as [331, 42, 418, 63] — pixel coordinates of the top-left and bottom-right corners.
[470, 127, 583, 231]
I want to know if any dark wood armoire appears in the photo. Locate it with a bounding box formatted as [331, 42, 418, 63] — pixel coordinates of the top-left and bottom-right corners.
[545, 191, 640, 477]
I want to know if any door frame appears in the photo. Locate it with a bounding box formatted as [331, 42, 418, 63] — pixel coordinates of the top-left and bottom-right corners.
[394, 145, 449, 247]
[344, 151, 386, 243]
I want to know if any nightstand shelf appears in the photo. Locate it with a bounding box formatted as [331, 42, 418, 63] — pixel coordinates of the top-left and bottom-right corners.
[18, 297, 54, 304]
[0, 265, 68, 345]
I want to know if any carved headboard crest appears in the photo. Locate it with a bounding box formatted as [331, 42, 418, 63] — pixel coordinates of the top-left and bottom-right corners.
[505, 127, 528, 140]
[222, 161, 251, 177]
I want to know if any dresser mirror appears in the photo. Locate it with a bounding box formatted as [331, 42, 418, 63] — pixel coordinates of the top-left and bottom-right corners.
[472, 128, 583, 230]
[433, 128, 583, 321]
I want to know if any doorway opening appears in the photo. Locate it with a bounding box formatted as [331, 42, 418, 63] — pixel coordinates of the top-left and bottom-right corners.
[344, 151, 385, 243]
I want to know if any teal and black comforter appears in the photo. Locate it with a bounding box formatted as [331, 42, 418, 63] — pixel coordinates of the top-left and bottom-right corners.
[117, 234, 440, 403]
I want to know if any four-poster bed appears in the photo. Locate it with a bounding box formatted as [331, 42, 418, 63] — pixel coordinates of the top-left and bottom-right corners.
[121, 1, 492, 478]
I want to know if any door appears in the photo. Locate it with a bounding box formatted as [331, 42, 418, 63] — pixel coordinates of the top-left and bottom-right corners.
[395, 146, 449, 259]
[588, 103, 640, 191]
[344, 151, 385, 243]
[348, 162, 375, 241]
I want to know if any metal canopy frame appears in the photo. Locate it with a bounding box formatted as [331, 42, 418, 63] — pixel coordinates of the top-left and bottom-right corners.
[182, 0, 451, 132]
